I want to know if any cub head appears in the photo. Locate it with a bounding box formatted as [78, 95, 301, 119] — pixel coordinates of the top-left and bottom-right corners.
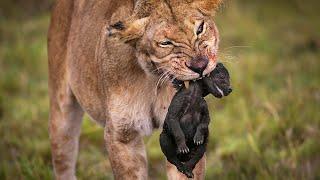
[201, 62, 232, 98]
[108, 0, 223, 84]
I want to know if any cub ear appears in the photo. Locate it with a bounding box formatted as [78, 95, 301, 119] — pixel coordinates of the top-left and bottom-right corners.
[107, 17, 150, 43]
[191, 0, 223, 16]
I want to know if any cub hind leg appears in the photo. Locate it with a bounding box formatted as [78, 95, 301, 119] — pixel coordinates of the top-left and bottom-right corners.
[185, 143, 207, 170]
[160, 132, 193, 178]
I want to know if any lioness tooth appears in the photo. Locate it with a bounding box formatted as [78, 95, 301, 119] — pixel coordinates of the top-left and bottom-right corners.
[184, 81, 190, 89]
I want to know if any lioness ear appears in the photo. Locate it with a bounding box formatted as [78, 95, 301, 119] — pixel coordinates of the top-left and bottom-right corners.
[191, 0, 223, 16]
[108, 17, 150, 43]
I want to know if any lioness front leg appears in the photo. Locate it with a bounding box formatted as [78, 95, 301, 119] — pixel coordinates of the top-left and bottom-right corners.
[104, 121, 147, 180]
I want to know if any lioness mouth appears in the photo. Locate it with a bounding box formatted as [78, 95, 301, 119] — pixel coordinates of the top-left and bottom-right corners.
[172, 78, 184, 86]
[172, 71, 213, 89]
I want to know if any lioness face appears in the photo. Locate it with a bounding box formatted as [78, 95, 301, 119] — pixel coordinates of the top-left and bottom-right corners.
[140, 11, 219, 81]
[108, 1, 222, 82]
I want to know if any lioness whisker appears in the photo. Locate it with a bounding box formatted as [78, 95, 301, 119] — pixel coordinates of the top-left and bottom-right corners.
[160, 72, 172, 86]
[160, 71, 171, 85]
[222, 45, 251, 50]
[218, 52, 239, 63]
[151, 65, 168, 73]
[154, 71, 169, 95]
[155, 70, 169, 92]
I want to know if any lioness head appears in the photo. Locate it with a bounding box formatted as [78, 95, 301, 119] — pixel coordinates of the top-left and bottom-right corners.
[108, 0, 223, 84]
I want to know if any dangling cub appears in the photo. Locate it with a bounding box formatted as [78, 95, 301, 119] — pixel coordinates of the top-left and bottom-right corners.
[160, 63, 232, 178]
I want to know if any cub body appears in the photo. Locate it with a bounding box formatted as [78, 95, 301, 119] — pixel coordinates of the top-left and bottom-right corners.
[160, 63, 232, 178]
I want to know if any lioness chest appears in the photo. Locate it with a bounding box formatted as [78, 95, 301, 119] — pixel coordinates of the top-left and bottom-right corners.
[105, 82, 176, 136]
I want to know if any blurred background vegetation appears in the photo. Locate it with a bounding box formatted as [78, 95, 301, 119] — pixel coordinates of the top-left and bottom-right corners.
[0, 0, 319, 179]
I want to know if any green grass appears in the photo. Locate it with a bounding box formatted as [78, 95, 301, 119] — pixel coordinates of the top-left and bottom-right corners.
[0, 0, 320, 179]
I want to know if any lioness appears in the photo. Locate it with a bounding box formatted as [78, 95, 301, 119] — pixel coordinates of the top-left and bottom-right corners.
[48, 0, 222, 179]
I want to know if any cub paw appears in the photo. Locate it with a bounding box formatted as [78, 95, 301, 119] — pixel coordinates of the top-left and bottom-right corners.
[184, 170, 194, 179]
[177, 165, 194, 178]
[177, 143, 189, 154]
[193, 134, 204, 145]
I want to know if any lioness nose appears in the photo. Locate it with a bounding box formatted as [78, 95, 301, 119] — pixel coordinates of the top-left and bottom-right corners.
[186, 56, 208, 76]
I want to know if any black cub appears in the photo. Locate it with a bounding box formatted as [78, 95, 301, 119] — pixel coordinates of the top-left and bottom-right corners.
[160, 63, 232, 178]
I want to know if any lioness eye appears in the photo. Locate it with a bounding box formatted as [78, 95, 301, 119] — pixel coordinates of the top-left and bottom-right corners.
[196, 21, 205, 35]
[159, 40, 173, 46]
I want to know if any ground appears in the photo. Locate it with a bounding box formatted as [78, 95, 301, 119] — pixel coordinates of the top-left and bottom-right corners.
[0, 0, 319, 179]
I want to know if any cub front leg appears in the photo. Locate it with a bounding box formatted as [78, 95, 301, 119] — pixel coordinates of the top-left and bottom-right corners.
[193, 123, 208, 145]
[104, 118, 147, 180]
[165, 94, 190, 154]
[165, 118, 189, 154]
[194, 100, 210, 145]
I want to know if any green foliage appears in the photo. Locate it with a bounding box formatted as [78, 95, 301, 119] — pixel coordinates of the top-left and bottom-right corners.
[0, 0, 319, 179]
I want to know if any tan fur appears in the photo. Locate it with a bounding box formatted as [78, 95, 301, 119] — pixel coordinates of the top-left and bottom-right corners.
[48, 0, 222, 179]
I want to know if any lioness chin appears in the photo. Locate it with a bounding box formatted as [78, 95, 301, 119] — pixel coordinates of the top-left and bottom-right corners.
[48, 0, 222, 179]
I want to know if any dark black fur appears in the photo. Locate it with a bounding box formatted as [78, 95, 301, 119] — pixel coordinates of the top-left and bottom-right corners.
[160, 63, 232, 178]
